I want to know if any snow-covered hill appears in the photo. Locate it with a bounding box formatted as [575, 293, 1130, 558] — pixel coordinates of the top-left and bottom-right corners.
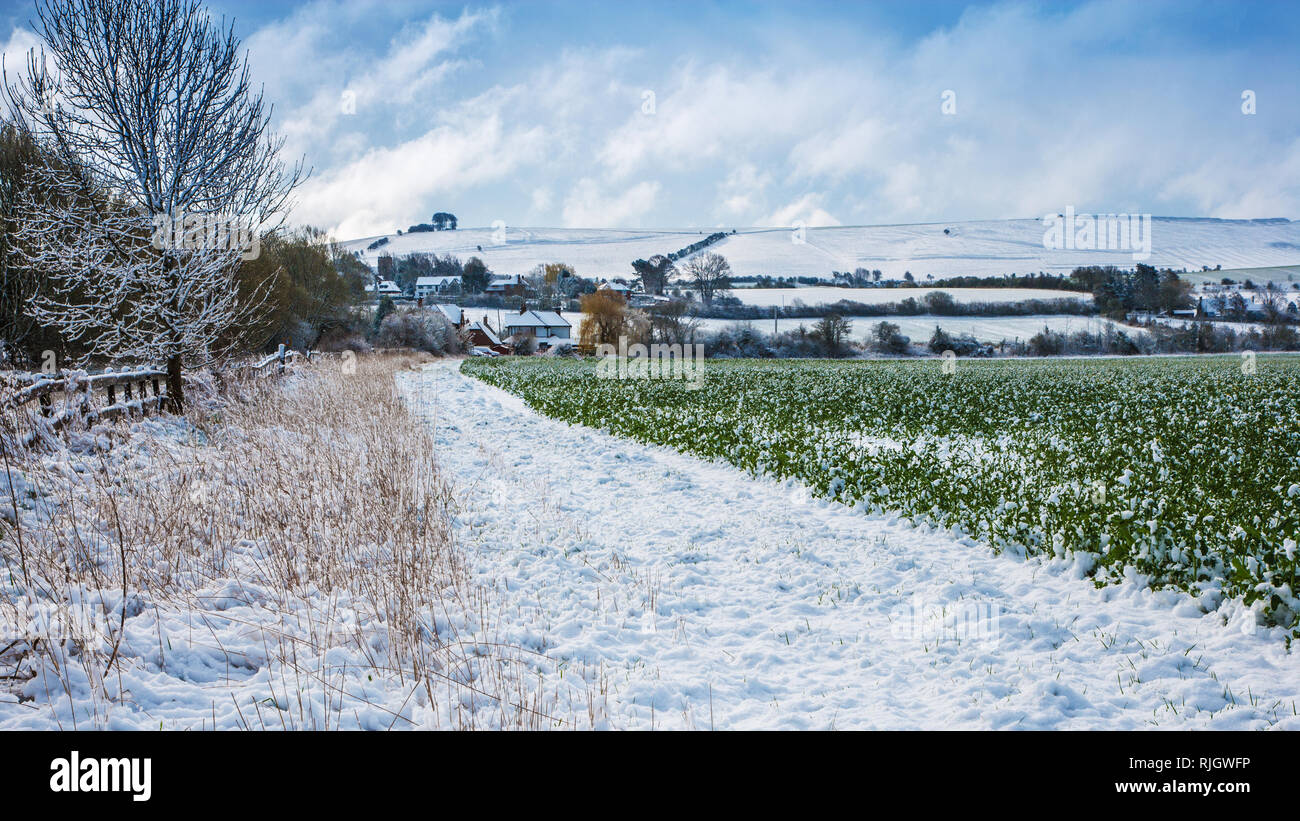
[341, 218, 1300, 283]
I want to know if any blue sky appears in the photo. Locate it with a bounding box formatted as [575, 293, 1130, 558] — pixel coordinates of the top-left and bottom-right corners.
[2, 0, 1299, 238]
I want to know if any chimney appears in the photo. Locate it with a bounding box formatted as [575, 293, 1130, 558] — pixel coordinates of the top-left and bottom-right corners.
[519, 304, 527, 314]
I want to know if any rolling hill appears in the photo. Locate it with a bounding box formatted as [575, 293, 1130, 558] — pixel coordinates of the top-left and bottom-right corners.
[342, 217, 1300, 285]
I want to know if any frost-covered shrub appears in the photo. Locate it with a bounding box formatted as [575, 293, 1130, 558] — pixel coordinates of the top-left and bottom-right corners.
[928, 327, 993, 357]
[870, 321, 911, 355]
[702, 324, 775, 359]
[375, 308, 461, 355]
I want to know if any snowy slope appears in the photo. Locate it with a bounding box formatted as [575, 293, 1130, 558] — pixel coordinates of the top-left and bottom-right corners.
[343, 218, 1300, 282]
[409, 361, 1300, 730]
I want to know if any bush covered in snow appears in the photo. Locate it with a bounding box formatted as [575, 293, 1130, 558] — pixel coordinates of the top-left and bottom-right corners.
[374, 307, 462, 355]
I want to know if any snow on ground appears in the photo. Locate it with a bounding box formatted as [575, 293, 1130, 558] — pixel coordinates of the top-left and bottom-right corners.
[345, 218, 1300, 282]
[723, 286, 1088, 307]
[406, 360, 1300, 730]
[693, 313, 1140, 344]
[558, 312, 1139, 345]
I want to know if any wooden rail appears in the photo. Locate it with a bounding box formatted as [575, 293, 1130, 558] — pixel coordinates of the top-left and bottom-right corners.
[0, 367, 169, 448]
[1, 346, 316, 449]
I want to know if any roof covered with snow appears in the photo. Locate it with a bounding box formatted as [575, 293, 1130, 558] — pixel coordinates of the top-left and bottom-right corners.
[429, 304, 463, 324]
[416, 275, 461, 287]
[464, 320, 502, 346]
[502, 310, 571, 329]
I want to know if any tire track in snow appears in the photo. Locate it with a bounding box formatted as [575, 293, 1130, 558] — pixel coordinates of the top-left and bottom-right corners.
[402, 361, 1300, 730]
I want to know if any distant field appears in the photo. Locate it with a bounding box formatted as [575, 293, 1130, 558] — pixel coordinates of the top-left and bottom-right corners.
[561, 312, 1135, 344]
[464, 355, 1300, 631]
[1178, 264, 1300, 288]
[724, 286, 1089, 307]
[694, 313, 1139, 344]
[344, 217, 1300, 281]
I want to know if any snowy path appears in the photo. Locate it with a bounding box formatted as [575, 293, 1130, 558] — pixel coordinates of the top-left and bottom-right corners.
[402, 361, 1300, 730]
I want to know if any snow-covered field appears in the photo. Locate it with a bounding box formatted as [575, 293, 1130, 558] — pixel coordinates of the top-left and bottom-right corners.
[724, 286, 1088, 307]
[343, 218, 1300, 282]
[412, 361, 1300, 729]
[560, 312, 1137, 344]
[693, 314, 1138, 344]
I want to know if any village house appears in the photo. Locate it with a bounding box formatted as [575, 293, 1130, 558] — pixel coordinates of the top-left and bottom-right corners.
[364, 278, 403, 299]
[485, 274, 527, 297]
[415, 275, 462, 299]
[598, 280, 634, 297]
[502, 307, 572, 350]
[463, 315, 511, 355]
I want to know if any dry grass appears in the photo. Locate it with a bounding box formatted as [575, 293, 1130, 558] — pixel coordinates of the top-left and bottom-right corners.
[0, 351, 579, 729]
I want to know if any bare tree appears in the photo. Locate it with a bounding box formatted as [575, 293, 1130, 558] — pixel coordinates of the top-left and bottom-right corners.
[6, 0, 305, 408]
[1259, 282, 1287, 324]
[647, 299, 699, 345]
[684, 252, 732, 306]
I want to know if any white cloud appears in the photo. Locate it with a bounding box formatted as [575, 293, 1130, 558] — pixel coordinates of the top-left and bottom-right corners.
[227, 0, 1300, 235]
[294, 113, 547, 237]
[0, 26, 40, 74]
[716, 164, 772, 218]
[562, 179, 660, 228]
[760, 194, 841, 228]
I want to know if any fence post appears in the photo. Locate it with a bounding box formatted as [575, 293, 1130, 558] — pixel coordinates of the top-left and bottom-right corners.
[278, 343, 286, 374]
[106, 366, 116, 405]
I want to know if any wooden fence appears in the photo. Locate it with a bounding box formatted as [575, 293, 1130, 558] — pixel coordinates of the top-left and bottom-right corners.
[0, 345, 310, 449]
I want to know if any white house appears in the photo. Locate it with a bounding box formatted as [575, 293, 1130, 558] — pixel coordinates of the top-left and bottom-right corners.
[502, 308, 572, 340]
[364, 278, 403, 298]
[415, 276, 462, 299]
[598, 281, 634, 296]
